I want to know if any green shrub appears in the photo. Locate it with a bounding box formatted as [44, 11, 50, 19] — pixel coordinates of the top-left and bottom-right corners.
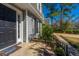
[54, 47, 65, 56]
[73, 30, 79, 34]
[65, 29, 73, 33]
[53, 27, 64, 33]
[42, 24, 53, 44]
[65, 29, 79, 34]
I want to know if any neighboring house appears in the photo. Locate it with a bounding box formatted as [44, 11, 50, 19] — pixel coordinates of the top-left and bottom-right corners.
[0, 3, 44, 52]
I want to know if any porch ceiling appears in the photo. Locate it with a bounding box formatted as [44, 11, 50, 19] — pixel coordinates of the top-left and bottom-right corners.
[12, 3, 43, 23]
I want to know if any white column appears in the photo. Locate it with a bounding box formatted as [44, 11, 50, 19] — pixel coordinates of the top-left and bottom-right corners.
[20, 14, 23, 43]
[40, 3, 42, 13]
[16, 13, 18, 44]
[37, 3, 39, 11]
[37, 3, 42, 13]
[26, 10, 29, 43]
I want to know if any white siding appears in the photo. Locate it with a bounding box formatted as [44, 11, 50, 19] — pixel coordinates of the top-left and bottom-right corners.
[28, 16, 34, 40]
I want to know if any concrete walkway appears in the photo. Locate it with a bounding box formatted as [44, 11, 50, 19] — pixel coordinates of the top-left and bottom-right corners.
[9, 41, 55, 56]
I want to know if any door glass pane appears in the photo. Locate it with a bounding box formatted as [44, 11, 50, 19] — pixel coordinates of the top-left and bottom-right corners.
[18, 15, 20, 38]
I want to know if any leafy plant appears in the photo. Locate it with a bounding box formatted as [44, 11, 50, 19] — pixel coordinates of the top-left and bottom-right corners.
[54, 46, 66, 56]
[39, 24, 53, 55]
[42, 24, 53, 45]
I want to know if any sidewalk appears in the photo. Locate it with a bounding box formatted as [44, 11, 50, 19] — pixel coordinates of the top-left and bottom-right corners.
[9, 40, 55, 56]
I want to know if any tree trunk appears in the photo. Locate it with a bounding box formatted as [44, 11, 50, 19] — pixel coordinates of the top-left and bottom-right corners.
[59, 4, 63, 32]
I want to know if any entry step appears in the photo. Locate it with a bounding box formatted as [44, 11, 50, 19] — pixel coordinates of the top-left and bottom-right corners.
[0, 45, 17, 56]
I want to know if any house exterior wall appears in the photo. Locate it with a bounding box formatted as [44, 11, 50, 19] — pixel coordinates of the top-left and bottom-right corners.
[0, 3, 44, 51]
[28, 16, 33, 40]
[27, 11, 40, 40]
[1, 3, 23, 44]
[0, 3, 23, 51]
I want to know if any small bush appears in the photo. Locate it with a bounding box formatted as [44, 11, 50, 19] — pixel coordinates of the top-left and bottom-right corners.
[65, 29, 79, 34]
[54, 47, 65, 56]
[73, 30, 79, 34]
[53, 28, 61, 33]
[42, 24, 53, 44]
[65, 29, 73, 33]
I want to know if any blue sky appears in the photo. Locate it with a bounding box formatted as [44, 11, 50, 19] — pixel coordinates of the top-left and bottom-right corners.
[42, 3, 79, 23]
[42, 5, 50, 18]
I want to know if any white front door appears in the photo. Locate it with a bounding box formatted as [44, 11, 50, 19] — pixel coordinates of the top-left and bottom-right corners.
[16, 11, 23, 43]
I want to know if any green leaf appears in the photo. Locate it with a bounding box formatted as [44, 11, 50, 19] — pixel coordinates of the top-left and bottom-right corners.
[50, 12, 59, 16]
